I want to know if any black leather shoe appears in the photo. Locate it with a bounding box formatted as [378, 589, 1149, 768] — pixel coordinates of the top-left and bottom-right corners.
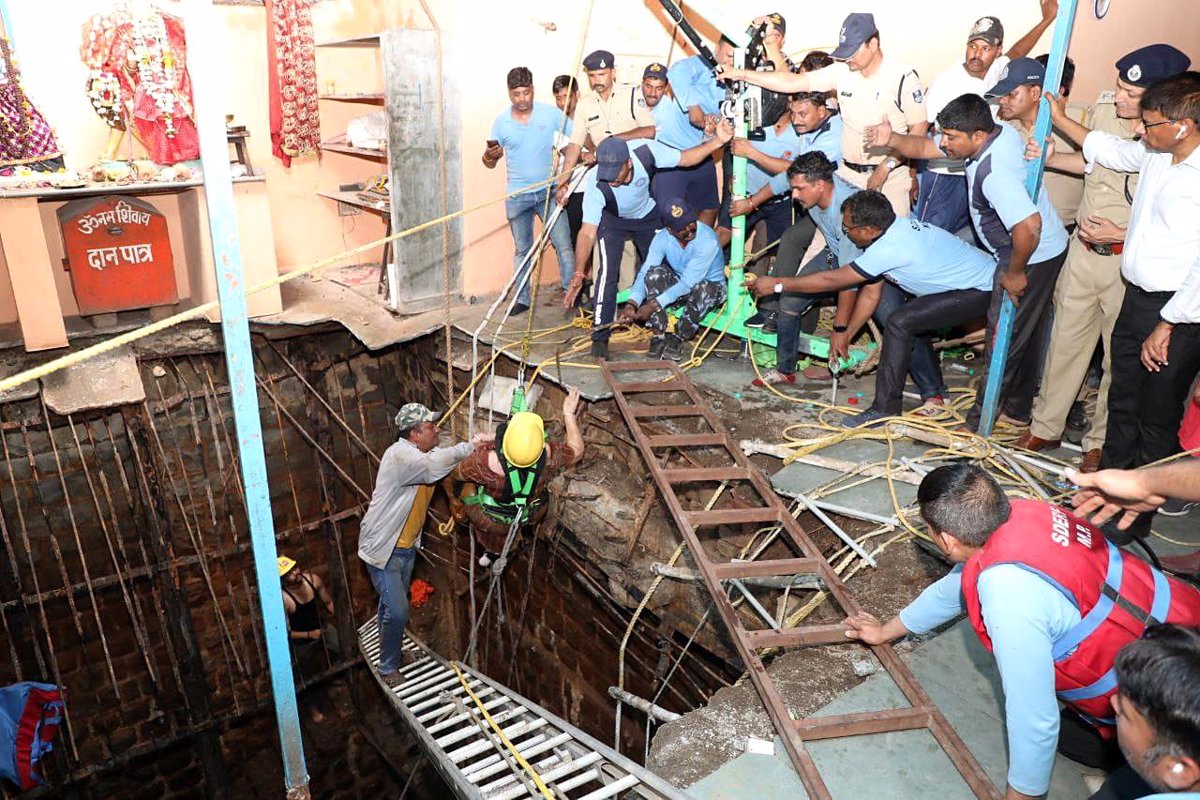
[662, 335, 684, 362]
[647, 336, 666, 359]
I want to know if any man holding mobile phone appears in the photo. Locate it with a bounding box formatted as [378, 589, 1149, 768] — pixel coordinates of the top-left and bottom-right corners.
[484, 67, 575, 315]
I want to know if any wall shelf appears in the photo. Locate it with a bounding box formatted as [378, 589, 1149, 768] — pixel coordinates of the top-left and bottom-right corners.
[320, 143, 386, 160]
[318, 93, 385, 103]
[316, 34, 380, 48]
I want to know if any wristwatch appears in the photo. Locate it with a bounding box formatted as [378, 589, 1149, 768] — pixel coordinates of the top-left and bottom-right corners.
[773, 282, 784, 294]
[883, 157, 900, 171]
[833, 324, 848, 333]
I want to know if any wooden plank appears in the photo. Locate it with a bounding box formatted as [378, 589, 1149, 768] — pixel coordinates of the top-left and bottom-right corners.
[794, 707, 932, 741]
[743, 625, 849, 649]
[628, 404, 706, 418]
[684, 507, 779, 526]
[645, 433, 726, 448]
[602, 360, 675, 372]
[660, 467, 751, 483]
[0, 197, 68, 350]
[710, 558, 821, 580]
[609, 380, 688, 393]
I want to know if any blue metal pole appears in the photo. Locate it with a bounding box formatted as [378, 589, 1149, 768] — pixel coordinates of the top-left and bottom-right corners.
[185, 2, 310, 796]
[977, 0, 1079, 437]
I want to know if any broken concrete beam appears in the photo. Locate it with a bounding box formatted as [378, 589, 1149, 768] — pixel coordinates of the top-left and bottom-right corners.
[41, 344, 145, 414]
[739, 439, 923, 486]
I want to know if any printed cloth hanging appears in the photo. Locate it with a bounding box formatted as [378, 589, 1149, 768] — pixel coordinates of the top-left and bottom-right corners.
[80, 6, 200, 165]
[0, 35, 63, 169]
[0, 682, 63, 791]
[265, 0, 321, 167]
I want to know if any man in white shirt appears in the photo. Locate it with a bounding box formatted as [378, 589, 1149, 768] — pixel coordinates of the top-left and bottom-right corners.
[918, 3, 1059, 233]
[1039, 70, 1200, 541]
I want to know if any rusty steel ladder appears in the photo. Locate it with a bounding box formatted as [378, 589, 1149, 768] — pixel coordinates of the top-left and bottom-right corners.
[601, 360, 998, 800]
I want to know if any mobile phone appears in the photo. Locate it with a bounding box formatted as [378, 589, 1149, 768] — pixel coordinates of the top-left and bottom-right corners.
[486, 139, 500, 147]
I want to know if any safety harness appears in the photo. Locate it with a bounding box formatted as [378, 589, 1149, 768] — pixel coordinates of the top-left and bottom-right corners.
[462, 422, 548, 526]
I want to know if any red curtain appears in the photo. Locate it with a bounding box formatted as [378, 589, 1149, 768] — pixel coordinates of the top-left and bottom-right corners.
[265, 0, 321, 167]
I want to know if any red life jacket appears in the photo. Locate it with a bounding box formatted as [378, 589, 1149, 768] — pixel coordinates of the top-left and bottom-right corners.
[961, 499, 1200, 729]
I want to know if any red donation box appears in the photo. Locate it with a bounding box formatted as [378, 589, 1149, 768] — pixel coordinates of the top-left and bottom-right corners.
[57, 195, 177, 315]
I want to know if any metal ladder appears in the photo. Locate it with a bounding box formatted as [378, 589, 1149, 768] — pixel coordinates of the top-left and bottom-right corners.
[601, 360, 998, 800]
[358, 619, 689, 800]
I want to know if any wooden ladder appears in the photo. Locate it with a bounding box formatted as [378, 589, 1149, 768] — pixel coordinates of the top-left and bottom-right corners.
[601, 360, 998, 800]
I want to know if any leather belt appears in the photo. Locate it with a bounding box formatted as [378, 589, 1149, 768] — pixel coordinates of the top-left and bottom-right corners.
[1083, 240, 1124, 256]
[842, 161, 878, 174]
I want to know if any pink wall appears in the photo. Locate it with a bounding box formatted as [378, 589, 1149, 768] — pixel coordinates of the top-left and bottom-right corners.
[8, 1, 1197, 306]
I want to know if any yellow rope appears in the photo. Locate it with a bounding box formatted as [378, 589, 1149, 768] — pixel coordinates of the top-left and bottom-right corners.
[450, 662, 554, 799]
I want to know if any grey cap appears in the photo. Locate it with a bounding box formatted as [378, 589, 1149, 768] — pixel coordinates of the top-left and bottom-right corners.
[395, 402, 438, 431]
[968, 16, 1004, 46]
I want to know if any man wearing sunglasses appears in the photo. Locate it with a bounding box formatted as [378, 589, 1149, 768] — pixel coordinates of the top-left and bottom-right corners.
[1031, 70, 1200, 547]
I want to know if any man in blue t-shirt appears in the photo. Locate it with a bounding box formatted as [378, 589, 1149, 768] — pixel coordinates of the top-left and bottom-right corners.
[483, 67, 574, 314]
[618, 197, 727, 361]
[651, 44, 732, 226]
[719, 92, 842, 254]
[868, 90, 1069, 432]
[725, 92, 844, 334]
[562, 121, 732, 359]
[748, 190, 997, 427]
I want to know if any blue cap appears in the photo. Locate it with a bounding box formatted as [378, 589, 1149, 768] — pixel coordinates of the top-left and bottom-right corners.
[583, 50, 615, 71]
[985, 57, 1046, 98]
[1116, 44, 1191, 87]
[596, 137, 630, 182]
[831, 13, 877, 60]
[643, 62, 668, 81]
[660, 197, 697, 232]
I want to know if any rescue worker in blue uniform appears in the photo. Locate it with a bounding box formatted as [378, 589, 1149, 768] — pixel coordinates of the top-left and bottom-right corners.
[618, 197, 728, 361]
[563, 121, 732, 358]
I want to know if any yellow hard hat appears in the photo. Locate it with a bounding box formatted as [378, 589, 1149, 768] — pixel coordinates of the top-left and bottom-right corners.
[277, 556, 296, 577]
[501, 411, 545, 468]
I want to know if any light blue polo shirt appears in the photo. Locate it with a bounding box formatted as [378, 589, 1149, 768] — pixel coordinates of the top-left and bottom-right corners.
[490, 101, 570, 195]
[806, 174, 863, 264]
[745, 124, 801, 195]
[667, 56, 724, 115]
[962, 122, 1069, 264]
[628, 223, 726, 308]
[798, 113, 843, 165]
[767, 114, 845, 197]
[581, 138, 682, 224]
[653, 93, 705, 150]
[850, 218, 997, 296]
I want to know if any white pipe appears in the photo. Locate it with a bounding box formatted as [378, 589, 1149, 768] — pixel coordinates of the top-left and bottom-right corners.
[731, 579, 778, 629]
[652, 563, 820, 590]
[794, 492, 878, 568]
[808, 500, 899, 527]
[607, 687, 681, 723]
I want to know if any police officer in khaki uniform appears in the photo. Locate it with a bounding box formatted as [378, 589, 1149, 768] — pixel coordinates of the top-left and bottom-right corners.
[720, 12, 928, 215]
[1016, 44, 1192, 472]
[556, 50, 657, 206]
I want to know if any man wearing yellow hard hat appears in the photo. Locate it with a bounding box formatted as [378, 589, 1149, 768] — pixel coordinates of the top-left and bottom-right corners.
[450, 388, 585, 554]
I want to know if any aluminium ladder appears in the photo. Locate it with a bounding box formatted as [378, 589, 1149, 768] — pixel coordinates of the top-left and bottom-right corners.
[601, 360, 999, 800]
[359, 619, 689, 800]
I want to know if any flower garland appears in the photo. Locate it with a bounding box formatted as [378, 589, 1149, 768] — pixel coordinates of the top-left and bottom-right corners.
[128, 12, 178, 138]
